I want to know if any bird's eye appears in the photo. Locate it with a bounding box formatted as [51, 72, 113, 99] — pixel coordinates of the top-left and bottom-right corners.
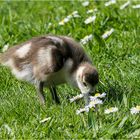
[83, 82, 87, 87]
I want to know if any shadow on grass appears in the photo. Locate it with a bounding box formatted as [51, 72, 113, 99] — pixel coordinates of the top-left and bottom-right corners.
[98, 78, 132, 104]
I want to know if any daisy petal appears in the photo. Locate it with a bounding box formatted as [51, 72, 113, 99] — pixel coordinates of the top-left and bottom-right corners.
[102, 28, 114, 39]
[105, 0, 116, 7]
[130, 106, 140, 115]
[84, 16, 96, 24]
[70, 94, 84, 103]
[82, 1, 89, 7]
[80, 34, 93, 45]
[76, 106, 89, 115]
[40, 117, 51, 123]
[104, 107, 118, 114]
[132, 4, 140, 9]
[120, 1, 130, 10]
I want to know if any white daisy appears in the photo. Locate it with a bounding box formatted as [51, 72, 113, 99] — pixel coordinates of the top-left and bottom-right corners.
[120, 1, 130, 10]
[70, 94, 84, 103]
[80, 34, 93, 45]
[40, 117, 51, 123]
[104, 107, 118, 114]
[70, 11, 80, 18]
[59, 17, 70, 25]
[84, 16, 96, 24]
[2, 44, 9, 52]
[82, 1, 89, 7]
[90, 92, 106, 101]
[72, 11, 78, 15]
[87, 9, 94, 14]
[76, 99, 103, 114]
[95, 92, 106, 98]
[88, 98, 103, 108]
[59, 20, 65, 25]
[59, 11, 80, 26]
[132, 4, 140, 9]
[76, 106, 89, 115]
[105, 0, 116, 7]
[67, 14, 73, 19]
[94, 8, 98, 12]
[73, 14, 81, 18]
[130, 106, 140, 115]
[87, 8, 98, 14]
[64, 17, 70, 23]
[102, 28, 114, 39]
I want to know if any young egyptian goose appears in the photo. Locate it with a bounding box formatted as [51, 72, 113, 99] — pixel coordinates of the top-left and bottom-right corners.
[0, 35, 99, 105]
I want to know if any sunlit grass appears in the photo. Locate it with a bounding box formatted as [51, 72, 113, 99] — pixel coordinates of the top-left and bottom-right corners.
[0, 0, 140, 139]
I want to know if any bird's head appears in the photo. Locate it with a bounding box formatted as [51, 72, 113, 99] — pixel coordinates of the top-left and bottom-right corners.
[76, 63, 99, 96]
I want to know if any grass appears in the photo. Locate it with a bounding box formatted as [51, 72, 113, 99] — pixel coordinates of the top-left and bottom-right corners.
[0, 0, 140, 139]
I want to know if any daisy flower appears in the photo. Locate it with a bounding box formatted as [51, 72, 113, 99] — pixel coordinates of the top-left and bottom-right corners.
[76, 99, 103, 114]
[87, 8, 98, 14]
[64, 17, 70, 23]
[73, 14, 80, 18]
[105, 0, 116, 7]
[70, 94, 84, 103]
[40, 117, 51, 123]
[80, 34, 93, 45]
[59, 20, 65, 25]
[59, 17, 70, 25]
[59, 11, 80, 25]
[84, 16, 96, 24]
[130, 105, 140, 115]
[102, 28, 114, 39]
[66, 14, 73, 19]
[94, 92, 106, 98]
[88, 98, 103, 108]
[67, 11, 81, 18]
[87, 9, 94, 14]
[82, 1, 89, 7]
[72, 11, 78, 15]
[76, 99, 103, 115]
[104, 107, 118, 114]
[120, 1, 130, 10]
[76, 106, 89, 115]
[132, 4, 140, 9]
[90, 92, 106, 101]
[94, 8, 98, 12]
[2, 44, 9, 52]
[72, 11, 80, 18]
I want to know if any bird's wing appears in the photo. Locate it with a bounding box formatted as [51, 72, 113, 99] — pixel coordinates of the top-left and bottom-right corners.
[33, 45, 65, 81]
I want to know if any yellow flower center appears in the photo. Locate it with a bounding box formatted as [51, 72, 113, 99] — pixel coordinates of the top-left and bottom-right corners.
[95, 93, 100, 96]
[90, 101, 95, 105]
[136, 106, 140, 110]
[109, 108, 113, 111]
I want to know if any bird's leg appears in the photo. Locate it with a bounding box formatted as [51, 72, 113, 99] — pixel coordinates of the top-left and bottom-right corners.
[36, 81, 45, 105]
[49, 87, 60, 104]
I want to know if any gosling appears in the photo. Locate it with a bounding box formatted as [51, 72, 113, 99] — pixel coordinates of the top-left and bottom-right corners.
[0, 35, 99, 105]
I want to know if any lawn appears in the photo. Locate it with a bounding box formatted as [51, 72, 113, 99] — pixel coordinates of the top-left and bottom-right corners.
[0, 0, 140, 139]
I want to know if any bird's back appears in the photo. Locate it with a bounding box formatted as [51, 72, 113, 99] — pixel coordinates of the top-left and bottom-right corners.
[0, 35, 91, 85]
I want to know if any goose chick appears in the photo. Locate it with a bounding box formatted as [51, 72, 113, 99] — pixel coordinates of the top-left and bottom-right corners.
[0, 35, 99, 105]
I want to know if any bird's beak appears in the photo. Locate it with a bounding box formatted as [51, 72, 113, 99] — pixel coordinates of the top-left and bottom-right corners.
[89, 87, 95, 96]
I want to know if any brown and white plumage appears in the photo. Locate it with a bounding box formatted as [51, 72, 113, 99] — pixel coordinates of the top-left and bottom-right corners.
[0, 35, 99, 105]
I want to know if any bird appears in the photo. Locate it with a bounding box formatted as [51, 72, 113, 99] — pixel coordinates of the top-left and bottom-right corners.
[0, 35, 99, 105]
